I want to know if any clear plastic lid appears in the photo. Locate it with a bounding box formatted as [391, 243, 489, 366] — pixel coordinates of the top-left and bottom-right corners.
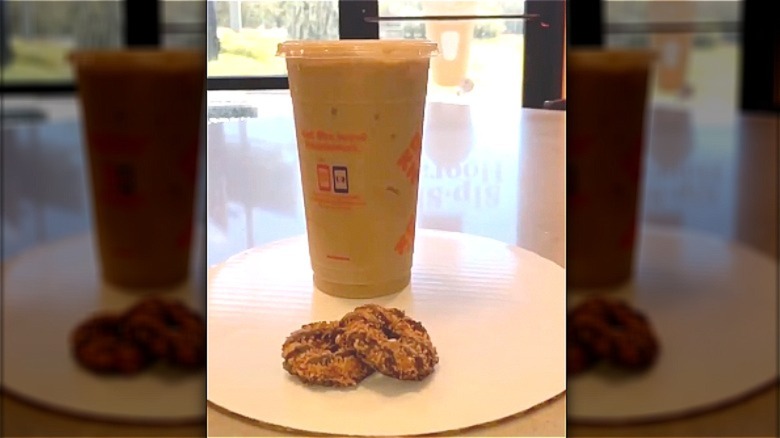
[68, 49, 205, 71]
[277, 40, 439, 59]
[568, 48, 657, 70]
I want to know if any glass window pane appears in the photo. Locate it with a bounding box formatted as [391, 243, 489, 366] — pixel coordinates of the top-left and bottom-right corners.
[606, 0, 740, 24]
[1, 0, 123, 84]
[163, 0, 204, 49]
[207, 0, 339, 78]
[163, 0, 204, 25]
[378, 0, 526, 107]
[604, 0, 742, 111]
[163, 32, 202, 49]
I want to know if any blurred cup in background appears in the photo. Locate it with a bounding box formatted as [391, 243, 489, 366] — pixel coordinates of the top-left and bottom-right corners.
[421, 0, 477, 88]
[567, 48, 656, 288]
[70, 50, 205, 289]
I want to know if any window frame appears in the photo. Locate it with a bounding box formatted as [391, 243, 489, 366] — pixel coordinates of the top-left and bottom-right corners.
[740, 0, 778, 112]
[206, 0, 379, 91]
[569, 0, 776, 113]
[0, 0, 568, 111]
[523, 0, 566, 108]
[207, 0, 566, 110]
[0, 0, 160, 94]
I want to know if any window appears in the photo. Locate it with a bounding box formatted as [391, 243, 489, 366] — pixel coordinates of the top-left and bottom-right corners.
[0, 1, 174, 93]
[377, 1, 527, 106]
[1, 0, 123, 90]
[162, 0, 205, 49]
[573, 0, 775, 112]
[604, 0, 742, 111]
[206, 0, 565, 108]
[208, 1, 339, 78]
[206, 0, 345, 90]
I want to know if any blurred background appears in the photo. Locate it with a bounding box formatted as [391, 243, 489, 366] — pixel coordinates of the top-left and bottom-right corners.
[2, 0, 203, 122]
[1, 0, 202, 81]
[567, 0, 778, 437]
[2, 2, 207, 437]
[568, 0, 777, 273]
[1, 0, 209, 262]
[570, 0, 776, 113]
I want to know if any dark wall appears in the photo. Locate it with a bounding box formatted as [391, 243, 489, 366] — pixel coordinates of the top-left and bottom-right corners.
[1, 0, 13, 68]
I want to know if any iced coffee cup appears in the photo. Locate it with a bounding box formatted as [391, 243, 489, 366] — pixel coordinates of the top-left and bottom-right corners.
[422, 0, 477, 88]
[567, 49, 655, 288]
[70, 50, 205, 289]
[277, 40, 438, 298]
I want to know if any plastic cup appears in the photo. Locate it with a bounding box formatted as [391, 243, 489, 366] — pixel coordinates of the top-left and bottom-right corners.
[277, 40, 438, 298]
[422, 0, 478, 88]
[567, 48, 655, 288]
[69, 50, 205, 289]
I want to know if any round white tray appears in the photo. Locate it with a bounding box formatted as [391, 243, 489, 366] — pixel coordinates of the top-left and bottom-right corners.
[568, 225, 778, 424]
[1, 233, 205, 424]
[207, 229, 566, 436]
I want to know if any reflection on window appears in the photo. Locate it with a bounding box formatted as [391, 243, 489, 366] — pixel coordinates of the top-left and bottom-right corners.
[604, 0, 741, 113]
[378, 0, 525, 106]
[1, 1, 122, 84]
[207, 0, 339, 78]
[163, 0, 205, 49]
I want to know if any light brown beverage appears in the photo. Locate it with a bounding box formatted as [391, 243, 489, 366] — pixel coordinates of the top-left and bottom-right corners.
[70, 50, 205, 289]
[651, 34, 691, 93]
[567, 49, 655, 288]
[647, 0, 694, 94]
[278, 40, 437, 298]
[422, 0, 477, 87]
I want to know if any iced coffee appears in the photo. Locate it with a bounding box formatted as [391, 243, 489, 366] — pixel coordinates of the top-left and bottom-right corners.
[422, 0, 477, 88]
[567, 49, 655, 288]
[278, 40, 438, 298]
[70, 50, 205, 289]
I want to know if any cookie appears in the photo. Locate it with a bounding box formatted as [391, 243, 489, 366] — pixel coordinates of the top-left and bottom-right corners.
[122, 298, 206, 369]
[567, 340, 596, 375]
[338, 304, 438, 381]
[282, 321, 374, 387]
[568, 298, 659, 371]
[71, 314, 151, 375]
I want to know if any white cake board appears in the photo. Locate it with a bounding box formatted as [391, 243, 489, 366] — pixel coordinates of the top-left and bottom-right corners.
[207, 229, 566, 436]
[1, 233, 205, 424]
[568, 225, 779, 424]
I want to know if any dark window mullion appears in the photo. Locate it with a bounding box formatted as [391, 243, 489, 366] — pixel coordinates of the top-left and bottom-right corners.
[567, 0, 603, 46]
[207, 77, 289, 91]
[740, 0, 778, 112]
[338, 0, 378, 40]
[0, 84, 75, 94]
[523, 0, 565, 108]
[125, 0, 161, 47]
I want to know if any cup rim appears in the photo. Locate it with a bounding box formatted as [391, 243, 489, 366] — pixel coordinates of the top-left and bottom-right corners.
[568, 47, 657, 63]
[68, 49, 205, 70]
[277, 39, 439, 59]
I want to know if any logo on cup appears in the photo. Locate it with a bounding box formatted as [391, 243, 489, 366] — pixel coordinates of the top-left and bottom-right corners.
[333, 166, 349, 194]
[100, 162, 141, 207]
[317, 164, 332, 191]
[317, 164, 349, 194]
